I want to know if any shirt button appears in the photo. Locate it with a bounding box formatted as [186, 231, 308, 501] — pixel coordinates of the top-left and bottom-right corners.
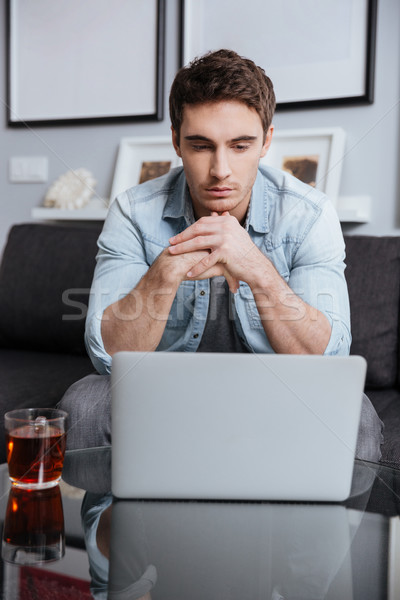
[200, 290, 206, 296]
[193, 333, 199, 339]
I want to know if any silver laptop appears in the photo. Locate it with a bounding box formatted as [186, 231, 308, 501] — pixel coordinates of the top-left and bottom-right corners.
[111, 352, 366, 501]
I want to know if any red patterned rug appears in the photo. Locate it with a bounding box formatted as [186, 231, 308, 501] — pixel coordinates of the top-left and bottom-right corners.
[18, 566, 92, 599]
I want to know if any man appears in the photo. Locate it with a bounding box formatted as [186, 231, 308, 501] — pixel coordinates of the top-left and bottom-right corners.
[61, 49, 383, 459]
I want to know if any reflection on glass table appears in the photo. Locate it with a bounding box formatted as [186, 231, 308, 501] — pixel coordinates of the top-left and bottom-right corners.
[61, 447, 400, 600]
[2, 484, 64, 565]
[0, 453, 91, 598]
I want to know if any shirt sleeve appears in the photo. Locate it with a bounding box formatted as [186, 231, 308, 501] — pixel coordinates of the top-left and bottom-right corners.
[85, 193, 151, 374]
[287, 197, 351, 356]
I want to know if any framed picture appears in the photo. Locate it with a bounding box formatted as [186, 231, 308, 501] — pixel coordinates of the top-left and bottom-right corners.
[261, 127, 346, 205]
[110, 136, 182, 202]
[7, 0, 165, 126]
[180, 0, 377, 109]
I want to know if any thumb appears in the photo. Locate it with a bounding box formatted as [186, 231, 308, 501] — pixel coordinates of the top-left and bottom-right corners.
[225, 272, 239, 294]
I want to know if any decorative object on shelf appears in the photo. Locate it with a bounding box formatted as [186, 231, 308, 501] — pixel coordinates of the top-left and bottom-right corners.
[261, 127, 346, 207]
[180, 0, 377, 109]
[7, 0, 165, 126]
[110, 137, 182, 203]
[43, 168, 97, 210]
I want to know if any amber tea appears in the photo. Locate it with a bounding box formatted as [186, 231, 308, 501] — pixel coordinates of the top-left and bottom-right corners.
[4, 409, 67, 489]
[6, 425, 66, 485]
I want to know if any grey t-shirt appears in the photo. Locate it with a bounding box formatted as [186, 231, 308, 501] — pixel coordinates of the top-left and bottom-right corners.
[197, 276, 249, 353]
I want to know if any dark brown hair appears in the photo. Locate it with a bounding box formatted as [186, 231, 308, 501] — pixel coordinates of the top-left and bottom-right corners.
[169, 49, 276, 145]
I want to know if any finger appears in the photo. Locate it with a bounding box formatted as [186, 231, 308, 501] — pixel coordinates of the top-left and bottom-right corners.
[210, 210, 231, 219]
[210, 210, 231, 218]
[169, 221, 210, 245]
[224, 272, 240, 294]
[169, 235, 219, 255]
[186, 263, 239, 293]
[184, 264, 223, 281]
[169, 224, 199, 245]
[186, 250, 220, 278]
[169, 216, 226, 245]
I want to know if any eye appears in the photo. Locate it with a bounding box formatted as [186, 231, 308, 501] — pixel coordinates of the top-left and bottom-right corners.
[192, 144, 212, 152]
[233, 144, 250, 152]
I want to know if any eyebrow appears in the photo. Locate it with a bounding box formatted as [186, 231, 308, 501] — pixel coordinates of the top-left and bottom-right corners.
[184, 135, 258, 143]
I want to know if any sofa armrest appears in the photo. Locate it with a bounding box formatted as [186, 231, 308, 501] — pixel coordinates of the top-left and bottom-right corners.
[0, 223, 103, 355]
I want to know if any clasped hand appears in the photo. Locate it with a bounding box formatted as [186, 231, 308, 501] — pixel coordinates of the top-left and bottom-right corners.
[168, 211, 261, 293]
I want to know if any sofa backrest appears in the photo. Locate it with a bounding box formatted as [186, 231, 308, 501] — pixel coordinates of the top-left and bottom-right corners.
[344, 235, 400, 390]
[2, 226, 397, 378]
[0, 222, 103, 355]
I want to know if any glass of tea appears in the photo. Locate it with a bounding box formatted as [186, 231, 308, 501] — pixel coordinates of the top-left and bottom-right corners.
[2, 484, 65, 564]
[4, 408, 68, 489]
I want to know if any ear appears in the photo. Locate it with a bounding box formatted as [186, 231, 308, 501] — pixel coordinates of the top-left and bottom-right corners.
[260, 125, 274, 158]
[171, 127, 182, 157]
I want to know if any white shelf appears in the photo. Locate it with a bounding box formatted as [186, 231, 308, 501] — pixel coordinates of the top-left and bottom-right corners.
[31, 198, 109, 221]
[337, 195, 371, 223]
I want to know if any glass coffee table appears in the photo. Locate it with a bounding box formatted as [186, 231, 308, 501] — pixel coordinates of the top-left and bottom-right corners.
[1, 447, 400, 599]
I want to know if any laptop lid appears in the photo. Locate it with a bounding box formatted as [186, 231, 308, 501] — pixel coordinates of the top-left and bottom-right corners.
[111, 352, 366, 501]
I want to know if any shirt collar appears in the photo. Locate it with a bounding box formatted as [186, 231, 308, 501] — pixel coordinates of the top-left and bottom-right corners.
[245, 168, 270, 234]
[162, 168, 195, 226]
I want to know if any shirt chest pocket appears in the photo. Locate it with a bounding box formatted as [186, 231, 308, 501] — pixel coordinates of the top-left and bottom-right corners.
[238, 269, 290, 330]
[167, 282, 196, 329]
[238, 285, 263, 330]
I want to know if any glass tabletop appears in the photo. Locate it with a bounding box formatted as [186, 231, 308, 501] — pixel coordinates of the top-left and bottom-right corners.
[2, 448, 400, 599]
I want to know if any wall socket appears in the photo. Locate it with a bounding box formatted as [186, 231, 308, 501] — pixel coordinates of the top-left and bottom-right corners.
[9, 156, 49, 183]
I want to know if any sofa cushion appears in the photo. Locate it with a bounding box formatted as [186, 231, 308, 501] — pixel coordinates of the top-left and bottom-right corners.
[0, 223, 102, 355]
[344, 236, 400, 389]
[0, 348, 95, 463]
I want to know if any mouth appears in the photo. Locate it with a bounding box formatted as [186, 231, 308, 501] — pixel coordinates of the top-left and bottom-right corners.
[205, 187, 233, 198]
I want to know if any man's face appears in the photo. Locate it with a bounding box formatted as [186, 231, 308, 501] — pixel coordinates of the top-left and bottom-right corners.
[172, 101, 273, 223]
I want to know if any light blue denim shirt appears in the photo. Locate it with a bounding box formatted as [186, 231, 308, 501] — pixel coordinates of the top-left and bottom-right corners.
[85, 165, 351, 374]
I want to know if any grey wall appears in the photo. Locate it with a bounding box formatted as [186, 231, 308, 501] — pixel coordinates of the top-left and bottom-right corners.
[1, 0, 399, 256]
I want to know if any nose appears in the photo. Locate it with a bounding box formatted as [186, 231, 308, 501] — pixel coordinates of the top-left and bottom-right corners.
[209, 148, 232, 180]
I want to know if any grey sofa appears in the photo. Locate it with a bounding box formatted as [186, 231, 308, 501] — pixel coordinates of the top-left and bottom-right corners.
[0, 223, 101, 463]
[345, 235, 400, 468]
[0, 223, 399, 467]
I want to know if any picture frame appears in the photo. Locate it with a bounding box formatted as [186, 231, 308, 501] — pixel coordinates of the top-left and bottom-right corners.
[110, 136, 182, 202]
[261, 127, 346, 205]
[180, 0, 377, 109]
[7, 0, 165, 126]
